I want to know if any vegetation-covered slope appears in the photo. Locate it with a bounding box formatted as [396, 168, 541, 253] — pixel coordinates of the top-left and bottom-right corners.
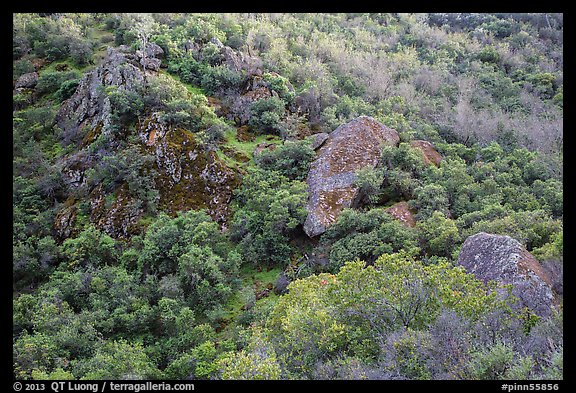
[13, 13, 562, 380]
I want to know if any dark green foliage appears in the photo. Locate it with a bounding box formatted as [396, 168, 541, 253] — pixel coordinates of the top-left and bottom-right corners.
[168, 55, 206, 86]
[321, 208, 419, 271]
[248, 97, 286, 135]
[14, 59, 35, 78]
[200, 65, 243, 95]
[55, 79, 80, 102]
[230, 168, 307, 266]
[136, 211, 238, 314]
[12, 12, 563, 381]
[255, 140, 315, 181]
[36, 70, 81, 97]
[106, 87, 145, 129]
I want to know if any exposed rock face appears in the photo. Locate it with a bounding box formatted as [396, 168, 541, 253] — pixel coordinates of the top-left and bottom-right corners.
[52, 45, 238, 239]
[53, 201, 78, 241]
[304, 116, 400, 237]
[140, 115, 240, 227]
[221, 45, 262, 75]
[55, 44, 164, 138]
[307, 132, 329, 150]
[410, 140, 442, 166]
[385, 201, 416, 227]
[15, 72, 39, 89]
[457, 232, 555, 317]
[55, 45, 147, 140]
[90, 183, 144, 239]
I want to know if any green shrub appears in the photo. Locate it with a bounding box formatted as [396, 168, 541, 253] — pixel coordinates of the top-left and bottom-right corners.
[248, 96, 286, 135]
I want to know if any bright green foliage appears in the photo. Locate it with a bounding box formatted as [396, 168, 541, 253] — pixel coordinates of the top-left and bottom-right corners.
[61, 225, 118, 270]
[13, 332, 64, 380]
[265, 252, 510, 376]
[32, 368, 75, 380]
[164, 341, 221, 379]
[230, 168, 307, 266]
[218, 328, 281, 380]
[263, 72, 295, 104]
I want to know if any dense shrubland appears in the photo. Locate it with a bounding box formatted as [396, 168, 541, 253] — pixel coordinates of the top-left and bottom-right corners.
[13, 13, 562, 380]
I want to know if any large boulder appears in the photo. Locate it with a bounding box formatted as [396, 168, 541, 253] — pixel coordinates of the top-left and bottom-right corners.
[304, 116, 400, 237]
[457, 232, 555, 317]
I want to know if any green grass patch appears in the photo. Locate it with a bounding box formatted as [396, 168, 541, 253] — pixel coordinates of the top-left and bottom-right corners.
[217, 264, 283, 335]
[220, 128, 282, 164]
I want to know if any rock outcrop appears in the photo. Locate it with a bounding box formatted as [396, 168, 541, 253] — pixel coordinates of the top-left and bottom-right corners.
[307, 132, 329, 150]
[89, 183, 144, 239]
[140, 114, 240, 228]
[457, 232, 555, 317]
[410, 140, 442, 166]
[15, 72, 39, 89]
[52, 44, 239, 239]
[385, 201, 416, 227]
[304, 116, 400, 238]
[55, 44, 164, 139]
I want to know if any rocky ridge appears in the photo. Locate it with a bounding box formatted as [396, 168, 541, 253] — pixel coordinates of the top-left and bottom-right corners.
[52, 44, 239, 239]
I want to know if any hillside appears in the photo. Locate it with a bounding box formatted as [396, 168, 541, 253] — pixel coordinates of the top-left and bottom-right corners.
[13, 13, 563, 381]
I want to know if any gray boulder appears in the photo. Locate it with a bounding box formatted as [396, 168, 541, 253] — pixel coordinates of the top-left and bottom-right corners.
[15, 72, 39, 89]
[457, 232, 555, 317]
[303, 116, 400, 237]
[55, 46, 147, 141]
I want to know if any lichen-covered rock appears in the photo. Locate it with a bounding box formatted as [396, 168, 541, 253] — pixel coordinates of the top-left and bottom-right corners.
[15, 72, 39, 89]
[53, 201, 78, 241]
[385, 201, 416, 227]
[304, 116, 400, 237]
[410, 140, 442, 166]
[457, 232, 555, 317]
[221, 45, 262, 75]
[141, 115, 240, 227]
[90, 183, 144, 239]
[52, 45, 240, 239]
